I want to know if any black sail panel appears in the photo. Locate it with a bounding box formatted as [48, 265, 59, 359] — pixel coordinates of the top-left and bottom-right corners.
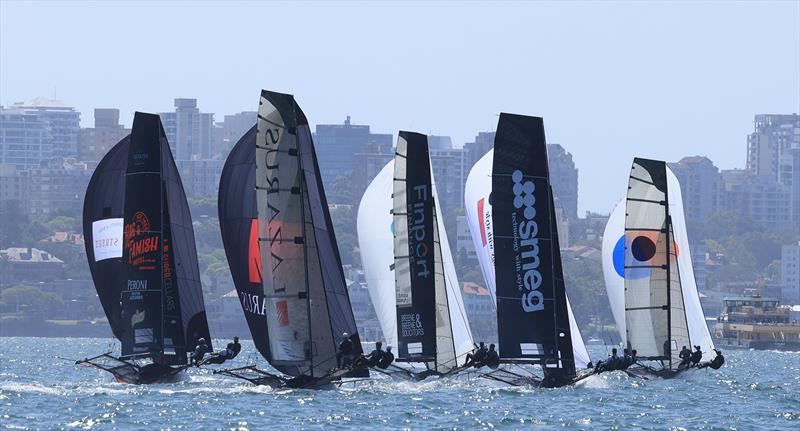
[392, 132, 437, 361]
[161, 128, 211, 362]
[83, 136, 129, 340]
[218, 125, 273, 361]
[491, 113, 561, 362]
[296, 99, 367, 377]
[121, 112, 166, 360]
[544, 185, 576, 380]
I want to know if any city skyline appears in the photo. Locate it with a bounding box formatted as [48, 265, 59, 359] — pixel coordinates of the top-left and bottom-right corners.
[2, 1, 798, 214]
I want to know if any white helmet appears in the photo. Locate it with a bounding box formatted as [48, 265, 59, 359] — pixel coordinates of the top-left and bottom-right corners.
[342, 332, 349, 338]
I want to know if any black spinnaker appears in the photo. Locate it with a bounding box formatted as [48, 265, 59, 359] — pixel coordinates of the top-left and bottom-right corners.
[489, 113, 577, 387]
[215, 90, 367, 389]
[79, 112, 211, 383]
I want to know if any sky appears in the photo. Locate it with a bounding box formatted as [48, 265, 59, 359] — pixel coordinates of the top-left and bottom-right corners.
[1, 1, 798, 214]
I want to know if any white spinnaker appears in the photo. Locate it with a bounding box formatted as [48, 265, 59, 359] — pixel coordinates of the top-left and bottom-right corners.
[464, 149, 590, 368]
[432, 174, 475, 364]
[357, 159, 473, 361]
[602, 199, 626, 344]
[666, 167, 715, 360]
[357, 161, 397, 349]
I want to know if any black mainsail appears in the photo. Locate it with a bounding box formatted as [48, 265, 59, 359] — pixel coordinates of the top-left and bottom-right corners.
[217, 90, 366, 387]
[490, 113, 576, 385]
[393, 131, 439, 363]
[80, 112, 211, 382]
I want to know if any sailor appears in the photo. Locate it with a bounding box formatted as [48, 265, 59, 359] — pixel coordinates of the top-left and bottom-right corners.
[336, 332, 355, 368]
[698, 349, 724, 370]
[678, 345, 692, 369]
[463, 342, 488, 367]
[622, 348, 632, 369]
[690, 345, 703, 366]
[625, 349, 638, 369]
[219, 336, 243, 361]
[607, 348, 621, 370]
[190, 338, 211, 366]
[484, 344, 500, 369]
[377, 345, 395, 369]
[354, 340, 385, 368]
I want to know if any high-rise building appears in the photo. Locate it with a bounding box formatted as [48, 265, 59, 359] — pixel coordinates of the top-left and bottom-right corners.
[721, 169, 792, 230]
[26, 158, 92, 220]
[175, 159, 225, 198]
[463, 132, 494, 173]
[313, 116, 392, 185]
[10, 98, 80, 160]
[0, 108, 51, 170]
[77, 109, 130, 162]
[747, 114, 800, 230]
[668, 156, 723, 222]
[781, 242, 799, 304]
[159, 98, 215, 160]
[216, 111, 256, 157]
[547, 144, 579, 219]
[0, 164, 28, 205]
[429, 138, 467, 219]
[455, 215, 477, 265]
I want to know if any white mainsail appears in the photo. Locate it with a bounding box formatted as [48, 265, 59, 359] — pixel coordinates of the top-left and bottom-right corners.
[464, 149, 591, 368]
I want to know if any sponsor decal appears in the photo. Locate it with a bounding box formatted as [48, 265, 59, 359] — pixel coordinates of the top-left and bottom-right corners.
[618, 232, 679, 279]
[124, 211, 159, 270]
[276, 300, 289, 326]
[510, 170, 544, 313]
[240, 292, 267, 316]
[92, 218, 123, 261]
[131, 309, 145, 326]
[407, 185, 431, 279]
[248, 218, 262, 283]
[400, 312, 424, 337]
[162, 237, 176, 312]
[478, 198, 488, 246]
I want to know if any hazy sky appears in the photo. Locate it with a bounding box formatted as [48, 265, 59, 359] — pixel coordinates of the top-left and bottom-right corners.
[2, 1, 798, 214]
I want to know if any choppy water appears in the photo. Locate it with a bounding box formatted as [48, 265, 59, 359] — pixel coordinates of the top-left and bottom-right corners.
[0, 337, 797, 430]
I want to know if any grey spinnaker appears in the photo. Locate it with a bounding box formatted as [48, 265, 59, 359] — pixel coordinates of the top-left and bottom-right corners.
[255, 90, 366, 379]
[218, 125, 273, 363]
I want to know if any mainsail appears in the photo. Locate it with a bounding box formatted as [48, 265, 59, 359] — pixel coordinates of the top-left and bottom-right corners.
[218, 125, 272, 362]
[84, 112, 210, 366]
[255, 90, 365, 378]
[390, 132, 473, 372]
[490, 113, 576, 379]
[464, 147, 590, 370]
[606, 160, 714, 366]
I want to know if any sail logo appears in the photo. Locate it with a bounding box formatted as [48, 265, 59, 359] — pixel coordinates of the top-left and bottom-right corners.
[407, 185, 431, 279]
[92, 218, 123, 262]
[511, 170, 544, 313]
[124, 211, 159, 270]
[240, 292, 267, 316]
[131, 309, 145, 326]
[276, 300, 289, 326]
[248, 219, 262, 283]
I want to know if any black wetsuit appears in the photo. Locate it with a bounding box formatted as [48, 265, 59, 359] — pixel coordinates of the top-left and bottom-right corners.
[354, 348, 384, 368]
[484, 349, 500, 369]
[690, 349, 702, 366]
[191, 342, 211, 365]
[464, 346, 488, 367]
[337, 338, 354, 368]
[377, 351, 394, 369]
[678, 348, 692, 368]
[699, 351, 724, 370]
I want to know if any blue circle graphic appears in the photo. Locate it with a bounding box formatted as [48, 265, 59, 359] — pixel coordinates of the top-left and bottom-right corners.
[612, 235, 625, 277]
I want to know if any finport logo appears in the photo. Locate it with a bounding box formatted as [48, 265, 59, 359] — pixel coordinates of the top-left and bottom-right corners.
[511, 170, 544, 313]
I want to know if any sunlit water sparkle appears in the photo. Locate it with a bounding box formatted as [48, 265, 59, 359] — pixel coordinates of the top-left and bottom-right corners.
[0, 337, 797, 430]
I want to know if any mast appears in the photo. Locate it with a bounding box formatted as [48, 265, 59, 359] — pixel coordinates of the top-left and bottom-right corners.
[297, 107, 314, 376]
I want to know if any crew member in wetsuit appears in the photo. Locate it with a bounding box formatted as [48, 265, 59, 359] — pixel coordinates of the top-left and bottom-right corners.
[698, 349, 724, 370]
[354, 341, 385, 368]
[625, 349, 637, 369]
[191, 338, 211, 366]
[594, 348, 620, 373]
[206, 336, 242, 364]
[690, 346, 703, 367]
[377, 345, 394, 369]
[484, 344, 500, 369]
[336, 332, 355, 368]
[678, 345, 692, 369]
[463, 342, 488, 367]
